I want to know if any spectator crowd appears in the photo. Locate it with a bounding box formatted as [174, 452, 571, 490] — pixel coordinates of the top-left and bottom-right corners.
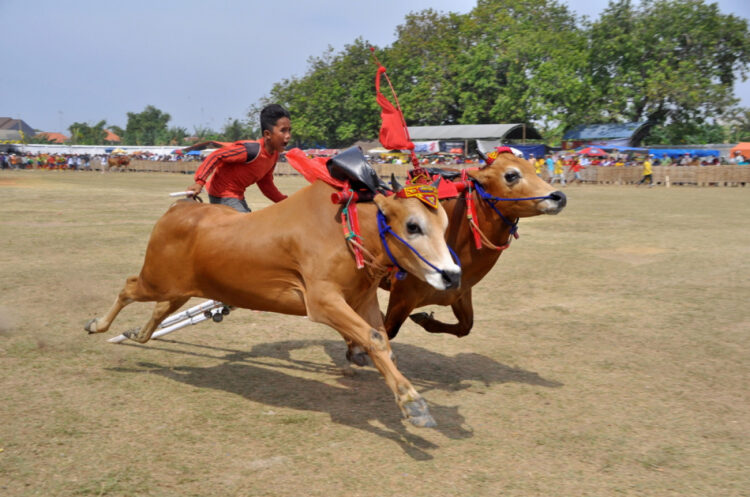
[0, 151, 200, 170]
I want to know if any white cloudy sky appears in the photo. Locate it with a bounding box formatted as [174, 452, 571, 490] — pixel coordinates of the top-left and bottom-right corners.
[2, 0, 748, 133]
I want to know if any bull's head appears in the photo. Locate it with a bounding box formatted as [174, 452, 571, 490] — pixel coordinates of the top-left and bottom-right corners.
[374, 178, 461, 290]
[472, 149, 566, 217]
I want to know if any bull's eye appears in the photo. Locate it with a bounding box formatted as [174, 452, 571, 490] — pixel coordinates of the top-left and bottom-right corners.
[505, 170, 521, 183]
[406, 221, 423, 235]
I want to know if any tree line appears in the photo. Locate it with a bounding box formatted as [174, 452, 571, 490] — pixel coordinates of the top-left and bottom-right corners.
[29, 106, 256, 147]
[259, 0, 750, 147]
[30, 0, 750, 147]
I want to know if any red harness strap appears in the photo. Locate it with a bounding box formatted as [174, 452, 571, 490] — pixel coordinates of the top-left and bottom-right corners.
[336, 184, 366, 269]
[410, 168, 505, 251]
[460, 170, 484, 250]
[459, 170, 511, 252]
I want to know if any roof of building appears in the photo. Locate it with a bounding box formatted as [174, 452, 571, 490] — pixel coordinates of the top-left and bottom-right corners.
[104, 130, 121, 142]
[563, 122, 649, 141]
[35, 132, 69, 144]
[407, 124, 542, 141]
[0, 118, 36, 136]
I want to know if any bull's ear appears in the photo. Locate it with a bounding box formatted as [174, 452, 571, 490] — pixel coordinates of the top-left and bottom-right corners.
[468, 166, 489, 186]
[390, 173, 402, 192]
[373, 193, 391, 215]
[477, 149, 490, 168]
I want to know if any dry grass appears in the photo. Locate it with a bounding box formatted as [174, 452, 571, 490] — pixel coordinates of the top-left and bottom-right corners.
[1, 169, 748, 497]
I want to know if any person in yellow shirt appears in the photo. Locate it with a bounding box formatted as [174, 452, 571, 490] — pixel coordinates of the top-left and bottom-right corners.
[550, 155, 566, 185]
[637, 155, 654, 187]
[534, 156, 543, 176]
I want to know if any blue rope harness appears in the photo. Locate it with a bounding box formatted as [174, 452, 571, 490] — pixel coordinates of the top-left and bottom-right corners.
[471, 181, 555, 238]
[377, 210, 461, 281]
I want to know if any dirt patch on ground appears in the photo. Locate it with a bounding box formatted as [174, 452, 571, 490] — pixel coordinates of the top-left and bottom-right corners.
[595, 245, 670, 265]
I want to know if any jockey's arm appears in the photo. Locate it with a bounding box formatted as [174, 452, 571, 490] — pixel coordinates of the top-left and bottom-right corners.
[256, 166, 287, 203]
[187, 144, 248, 196]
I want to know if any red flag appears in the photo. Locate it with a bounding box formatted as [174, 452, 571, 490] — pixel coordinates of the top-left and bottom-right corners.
[375, 66, 414, 153]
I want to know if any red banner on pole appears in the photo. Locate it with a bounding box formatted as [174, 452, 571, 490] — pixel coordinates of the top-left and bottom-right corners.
[372, 48, 418, 168]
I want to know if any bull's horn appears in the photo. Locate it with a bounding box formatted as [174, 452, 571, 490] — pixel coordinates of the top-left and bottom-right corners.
[431, 176, 441, 188]
[391, 173, 403, 192]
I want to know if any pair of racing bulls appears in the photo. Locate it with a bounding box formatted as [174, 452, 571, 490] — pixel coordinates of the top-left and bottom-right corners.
[85, 148, 566, 427]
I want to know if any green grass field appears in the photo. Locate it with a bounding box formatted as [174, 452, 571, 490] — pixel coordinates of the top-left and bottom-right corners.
[1, 170, 748, 496]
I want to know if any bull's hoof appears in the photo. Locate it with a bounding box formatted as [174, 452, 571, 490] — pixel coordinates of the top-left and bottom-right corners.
[409, 312, 433, 326]
[346, 347, 369, 367]
[84, 318, 99, 334]
[402, 398, 437, 428]
[122, 328, 142, 342]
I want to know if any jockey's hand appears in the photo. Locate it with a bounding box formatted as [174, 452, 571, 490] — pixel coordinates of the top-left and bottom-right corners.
[186, 182, 203, 197]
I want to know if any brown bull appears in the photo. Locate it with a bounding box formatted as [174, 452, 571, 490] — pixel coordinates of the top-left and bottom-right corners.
[85, 180, 460, 427]
[105, 155, 130, 172]
[381, 151, 566, 341]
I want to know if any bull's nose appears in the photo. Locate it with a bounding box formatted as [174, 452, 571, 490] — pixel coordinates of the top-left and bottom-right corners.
[441, 269, 461, 289]
[549, 190, 567, 209]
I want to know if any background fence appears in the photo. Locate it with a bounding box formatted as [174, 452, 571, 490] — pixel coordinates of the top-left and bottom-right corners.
[577, 165, 750, 186]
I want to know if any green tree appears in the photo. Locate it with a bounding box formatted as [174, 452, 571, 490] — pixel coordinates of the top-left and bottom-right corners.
[220, 119, 250, 142]
[455, 0, 594, 136]
[248, 0, 749, 146]
[646, 119, 727, 144]
[124, 105, 171, 145]
[68, 120, 108, 144]
[588, 0, 750, 132]
[383, 9, 465, 125]
[257, 38, 380, 147]
[192, 125, 221, 142]
[724, 106, 750, 142]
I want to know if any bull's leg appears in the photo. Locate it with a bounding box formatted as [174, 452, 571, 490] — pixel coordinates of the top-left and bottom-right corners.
[307, 289, 436, 427]
[123, 297, 189, 343]
[346, 304, 388, 367]
[85, 276, 141, 333]
[409, 290, 475, 337]
[345, 338, 369, 367]
[383, 297, 417, 340]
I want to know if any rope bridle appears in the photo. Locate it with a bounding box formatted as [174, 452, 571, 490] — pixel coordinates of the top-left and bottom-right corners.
[337, 183, 460, 281]
[459, 169, 556, 252]
[377, 210, 461, 281]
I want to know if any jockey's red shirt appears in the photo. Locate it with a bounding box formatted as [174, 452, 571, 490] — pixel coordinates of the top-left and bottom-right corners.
[194, 138, 287, 202]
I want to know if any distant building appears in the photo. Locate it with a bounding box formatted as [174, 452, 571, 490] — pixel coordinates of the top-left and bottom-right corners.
[104, 130, 121, 143]
[562, 122, 650, 149]
[35, 132, 69, 144]
[0, 117, 37, 141]
[406, 123, 543, 156]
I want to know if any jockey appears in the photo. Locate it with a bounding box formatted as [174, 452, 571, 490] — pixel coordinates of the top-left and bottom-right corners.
[186, 104, 291, 213]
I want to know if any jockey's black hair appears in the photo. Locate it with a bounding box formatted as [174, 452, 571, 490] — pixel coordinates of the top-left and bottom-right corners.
[260, 104, 291, 133]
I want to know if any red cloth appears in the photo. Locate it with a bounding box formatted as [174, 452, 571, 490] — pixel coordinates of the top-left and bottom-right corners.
[194, 139, 286, 202]
[375, 66, 414, 152]
[285, 148, 346, 188]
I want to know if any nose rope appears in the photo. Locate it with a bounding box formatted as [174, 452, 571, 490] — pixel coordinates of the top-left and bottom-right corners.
[471, 182, 522, 236]
[472, 181, 558, 235]
[377, 210, 461, 281]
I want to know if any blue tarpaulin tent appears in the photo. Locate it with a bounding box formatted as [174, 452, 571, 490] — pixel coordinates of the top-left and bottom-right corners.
[509, 144, 546, 159]
[601, 145, 720, 159]
[601, 145, 647, 153]
[648, 149, 719, 159]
